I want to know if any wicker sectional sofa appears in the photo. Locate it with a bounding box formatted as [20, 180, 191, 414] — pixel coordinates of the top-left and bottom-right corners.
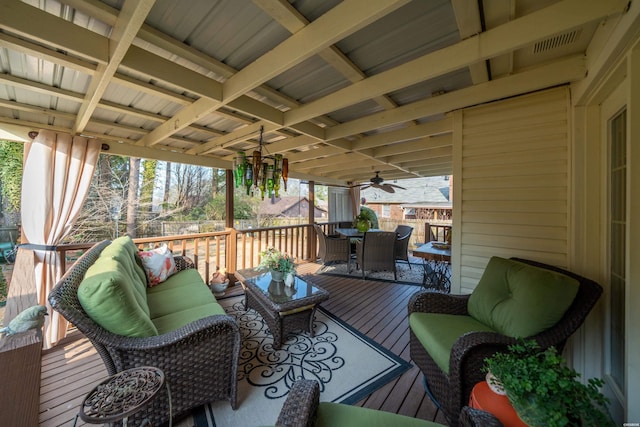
[49, 236, 240, 425]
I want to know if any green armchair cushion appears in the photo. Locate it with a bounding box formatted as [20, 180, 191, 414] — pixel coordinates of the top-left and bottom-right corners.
[316, 402, 440, 427]
[78, 255, 158, 337]
[467, 256, 579, 338]
[409, 313, 496, 374]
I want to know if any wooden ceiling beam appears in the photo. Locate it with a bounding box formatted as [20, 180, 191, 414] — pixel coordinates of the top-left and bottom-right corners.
[74, 0, 155, 133]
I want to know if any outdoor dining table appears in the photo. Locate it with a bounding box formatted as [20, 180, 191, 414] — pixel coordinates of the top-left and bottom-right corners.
[413, 241, 452, 292]
[334, 227, 382, 238]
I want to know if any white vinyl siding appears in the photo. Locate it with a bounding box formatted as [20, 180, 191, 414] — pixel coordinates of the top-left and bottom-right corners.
[456, 87, 570, 293]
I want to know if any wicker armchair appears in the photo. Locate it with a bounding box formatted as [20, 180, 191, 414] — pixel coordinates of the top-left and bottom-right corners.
[276, 379, 503, 427]
[355, 231, 397, 280]
[408, 257, 603, 426]
[314, 224, 350, 265]
[394, 224, 414, 269]
[48, 240, 241, 426]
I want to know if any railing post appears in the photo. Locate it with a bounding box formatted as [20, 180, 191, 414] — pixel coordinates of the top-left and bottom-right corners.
[226, 227, 237, 273]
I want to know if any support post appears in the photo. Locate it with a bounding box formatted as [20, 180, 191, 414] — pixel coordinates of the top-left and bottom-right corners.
[308, 181, 315, 261]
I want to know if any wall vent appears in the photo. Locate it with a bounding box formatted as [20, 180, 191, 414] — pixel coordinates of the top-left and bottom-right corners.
[533, 29, 582, 53]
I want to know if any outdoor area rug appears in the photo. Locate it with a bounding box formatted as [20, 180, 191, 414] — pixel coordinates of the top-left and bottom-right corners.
[192, 295, 411, 427]
[318, 260, 425, 285]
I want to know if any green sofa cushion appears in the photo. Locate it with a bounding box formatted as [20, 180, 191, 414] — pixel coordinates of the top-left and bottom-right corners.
[409, 313, 496, 374]
[99, 236, 150, 316]
[78, 255, 158, 337]
[317, 402, 440, 427]
[146, 268, 217, 319]
[467, 257, 579, 338]
[152, 303, 226, 335]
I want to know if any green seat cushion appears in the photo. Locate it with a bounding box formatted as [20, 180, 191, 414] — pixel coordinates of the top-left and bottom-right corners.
[146, 268, 216, 319]
[467, 257, 579, 338]
[78, 256, 158, 337]
[409, 313, 496, 374]
[152, 302, 226, 335]
[317, 402, 441, 427]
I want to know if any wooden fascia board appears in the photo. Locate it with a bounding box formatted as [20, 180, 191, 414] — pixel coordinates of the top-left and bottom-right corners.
[0, 1, 108, 63]
[327, 55, 587, 140]
[285, 0, 626, 126]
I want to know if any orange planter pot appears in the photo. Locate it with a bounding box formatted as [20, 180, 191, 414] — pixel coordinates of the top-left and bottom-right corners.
[469, 381, 529, 427]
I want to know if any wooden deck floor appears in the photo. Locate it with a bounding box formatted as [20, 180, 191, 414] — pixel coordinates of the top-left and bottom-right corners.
[39, 262, 446, 426]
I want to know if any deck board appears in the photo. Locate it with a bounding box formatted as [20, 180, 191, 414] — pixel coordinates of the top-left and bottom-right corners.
[40, 262, 448, 426]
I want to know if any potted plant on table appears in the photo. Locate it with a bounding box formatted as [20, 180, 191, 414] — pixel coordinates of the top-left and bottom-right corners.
[257, 247, 296, 285]
[483, 339, 615, 427]
[354, 207, 377, 232]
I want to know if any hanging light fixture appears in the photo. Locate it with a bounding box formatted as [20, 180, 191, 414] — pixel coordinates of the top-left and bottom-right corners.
[233, 126, 288, 199]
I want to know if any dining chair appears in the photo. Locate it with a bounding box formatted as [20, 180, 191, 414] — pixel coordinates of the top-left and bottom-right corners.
[355, 231, 397, 280]
[313, 224, 350, 266]
[394, 224, 414, 269]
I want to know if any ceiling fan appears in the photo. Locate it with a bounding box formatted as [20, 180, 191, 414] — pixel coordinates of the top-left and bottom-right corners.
[355, 171, 405, 193]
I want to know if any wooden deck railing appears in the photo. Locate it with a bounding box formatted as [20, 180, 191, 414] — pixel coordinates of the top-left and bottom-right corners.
[56, 222, 322, 282]
[55, 219, 452, 281]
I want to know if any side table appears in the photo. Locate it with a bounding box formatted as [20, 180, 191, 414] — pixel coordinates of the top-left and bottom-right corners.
[469, 381, 528, 427]
[75, 366, 171, 426]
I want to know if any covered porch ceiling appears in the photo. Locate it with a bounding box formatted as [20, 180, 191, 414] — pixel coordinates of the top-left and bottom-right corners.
[0, 0, 627, 186]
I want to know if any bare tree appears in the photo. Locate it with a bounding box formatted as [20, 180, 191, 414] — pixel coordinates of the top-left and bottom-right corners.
[163, 162, 171, 205]
[126, 158, 140, 237]
[173, 163, 212, 211]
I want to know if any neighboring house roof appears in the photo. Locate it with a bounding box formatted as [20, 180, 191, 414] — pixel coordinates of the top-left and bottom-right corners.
[361, 176, 451, 205]
[259, 196, 327, 217]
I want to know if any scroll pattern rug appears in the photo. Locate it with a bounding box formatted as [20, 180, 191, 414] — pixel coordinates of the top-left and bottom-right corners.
[192, 295, 411, 427]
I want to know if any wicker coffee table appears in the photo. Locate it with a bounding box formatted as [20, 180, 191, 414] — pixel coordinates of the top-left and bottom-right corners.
[235, 269, 330, 349]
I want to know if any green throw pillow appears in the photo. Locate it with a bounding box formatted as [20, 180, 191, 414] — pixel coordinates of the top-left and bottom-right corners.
[467, 256, 579, 338]
[78, 255, 158, 337]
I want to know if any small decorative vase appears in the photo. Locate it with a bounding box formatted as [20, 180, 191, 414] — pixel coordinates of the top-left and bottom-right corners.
[356, 219, 370, 232]
[284, 272, 295, 287]
[270, 269, 284, 282]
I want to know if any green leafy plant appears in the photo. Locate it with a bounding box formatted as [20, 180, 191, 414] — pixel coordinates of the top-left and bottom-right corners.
[256, 247, 295, 274]
[484, 339, 614, 427]
[0, 267, 7, 307]
[356, 206, 378, 229]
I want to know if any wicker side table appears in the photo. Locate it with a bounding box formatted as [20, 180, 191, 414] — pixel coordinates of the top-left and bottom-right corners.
[75, 366, 170, 426]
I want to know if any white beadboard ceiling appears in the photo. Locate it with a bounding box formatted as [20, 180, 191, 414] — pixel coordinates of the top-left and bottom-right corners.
[0, 0, 628, 185]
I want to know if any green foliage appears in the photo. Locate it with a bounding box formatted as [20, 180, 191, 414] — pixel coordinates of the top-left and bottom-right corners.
[0, 141, 24, 211]
[0, 268, 7, 306]
[256, 247, 295, 274]
[140, 159, 157, 210]
[484, 340, 614, 427]
[204, 192, 257, 220]
[357, 206, 379, 228]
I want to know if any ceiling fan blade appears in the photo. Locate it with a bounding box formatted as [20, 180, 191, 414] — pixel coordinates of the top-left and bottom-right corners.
[389, 184, 406, 190]
[379, 184, 396, 193]
[359, 184, 372, 190]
